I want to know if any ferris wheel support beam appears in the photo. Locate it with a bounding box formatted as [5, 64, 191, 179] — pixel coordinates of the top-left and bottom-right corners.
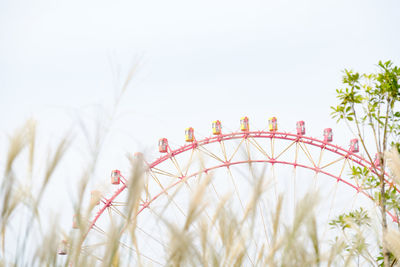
[86, 131, 399, 240]
[138, 158, 398, 222]
[149, 132, 393, 187]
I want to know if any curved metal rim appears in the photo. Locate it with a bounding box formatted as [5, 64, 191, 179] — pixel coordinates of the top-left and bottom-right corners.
[87, 131, 398, 238]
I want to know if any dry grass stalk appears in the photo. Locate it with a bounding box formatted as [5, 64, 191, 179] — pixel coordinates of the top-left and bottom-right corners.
[4, 90, 400, 266]
[384, 229, 400, 261]
[386, 148, 400, 187]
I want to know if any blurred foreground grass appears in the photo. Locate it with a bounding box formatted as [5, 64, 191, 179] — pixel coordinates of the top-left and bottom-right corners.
[1, 118, 400, 267]
[2, 62, 400, 266]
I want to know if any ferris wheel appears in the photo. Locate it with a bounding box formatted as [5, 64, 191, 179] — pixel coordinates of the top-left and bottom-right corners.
[58, 117, 398, 265]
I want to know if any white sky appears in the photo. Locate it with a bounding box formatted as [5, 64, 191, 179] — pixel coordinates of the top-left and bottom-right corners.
[1, 0, 399, 130]
[1, 0, 400, 254]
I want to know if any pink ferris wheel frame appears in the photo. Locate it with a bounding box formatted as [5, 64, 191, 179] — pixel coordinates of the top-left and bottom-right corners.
[86, 130, 399, 241]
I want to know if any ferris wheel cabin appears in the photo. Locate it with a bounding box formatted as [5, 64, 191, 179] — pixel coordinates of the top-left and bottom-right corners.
[111, 170, 121, 185]
[296, 121, 305, 135]
[212, 120, 222, 135]
[240, 117, 249, 131]
[350, 139, 359, 153]
[323, 128, 333, 142]
[159, 138, 168, 153]
[268, 117, 278, 131]
[185, 127, 194, 142]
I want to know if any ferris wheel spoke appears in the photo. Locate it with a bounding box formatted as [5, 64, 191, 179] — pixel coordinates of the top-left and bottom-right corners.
[112, 201, 129, 205]
[148, 202, 222, 258]
[181, 178, 216, 232]
[313, 172, 320, 191]
[270, 136, 275, 158]
[149, 169, 190, 211]
[143, 174, 189, 219]
[291, 163, 297, 221]
[245, 248, 256, 266]
[145, 191, 213, 256]
[228, 138, 245, 162]
[244, 140, 262, 197]
[303, 142, 318, 167]
[110, 202, 128, 207]
[90, 219, 164, 265]
[137, 225, 169, 250]
[196, 146, 225, 164]
[161, 184, 188, 219]
[247, 137, 271, 160]
[293, 143, 299, 201]
[118, 205, 169, 251]
[81, 242, 108, 260]
[319, 156, 345, 170]
[151, 167, 180, 179]
[163, 192, 187, 220]
[298, 141, 317, 168]
[81, 242, 107, 250]
[91, 226, 107, 238]
[182, 148, 195, 177]
[321, 181, 339, 240]
[118, 240, 164, 266]
[109, 205, 127, 219]
[146, 206, 171, 246]
[245, 139, 252, 162]
[273, 140, 297, 161]
[170, 156, 184, 177]
[317, 147, 325, 168]
[81, 231, 113, 260]
[295, 141, 299, 164]
[258, 204, 270, 247]
[148, 169, 169, 193]
[337, 158, 348, 180]
[269, 164, 278, 202]
[109, 203, 128, 207]
[313, 146, 325, 189]
[226, 167, 245, 212]
[227, 169, 261, 262]
[220, 140, 229, 162]
[190, 153, 223, 206]
[210, 180, 221, 201]
[245, 140, 253, 176]
[80, 248, 104, 262]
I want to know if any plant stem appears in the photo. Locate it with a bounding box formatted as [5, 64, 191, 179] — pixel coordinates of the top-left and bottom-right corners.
[381, 98, 392, 267]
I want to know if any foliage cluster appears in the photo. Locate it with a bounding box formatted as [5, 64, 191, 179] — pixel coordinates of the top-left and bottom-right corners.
[331, 60, 400, 267]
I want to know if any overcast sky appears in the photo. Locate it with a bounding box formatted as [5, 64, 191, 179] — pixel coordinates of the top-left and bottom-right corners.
[2, 0, 399, 131]
[1, 0, 400, 236]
